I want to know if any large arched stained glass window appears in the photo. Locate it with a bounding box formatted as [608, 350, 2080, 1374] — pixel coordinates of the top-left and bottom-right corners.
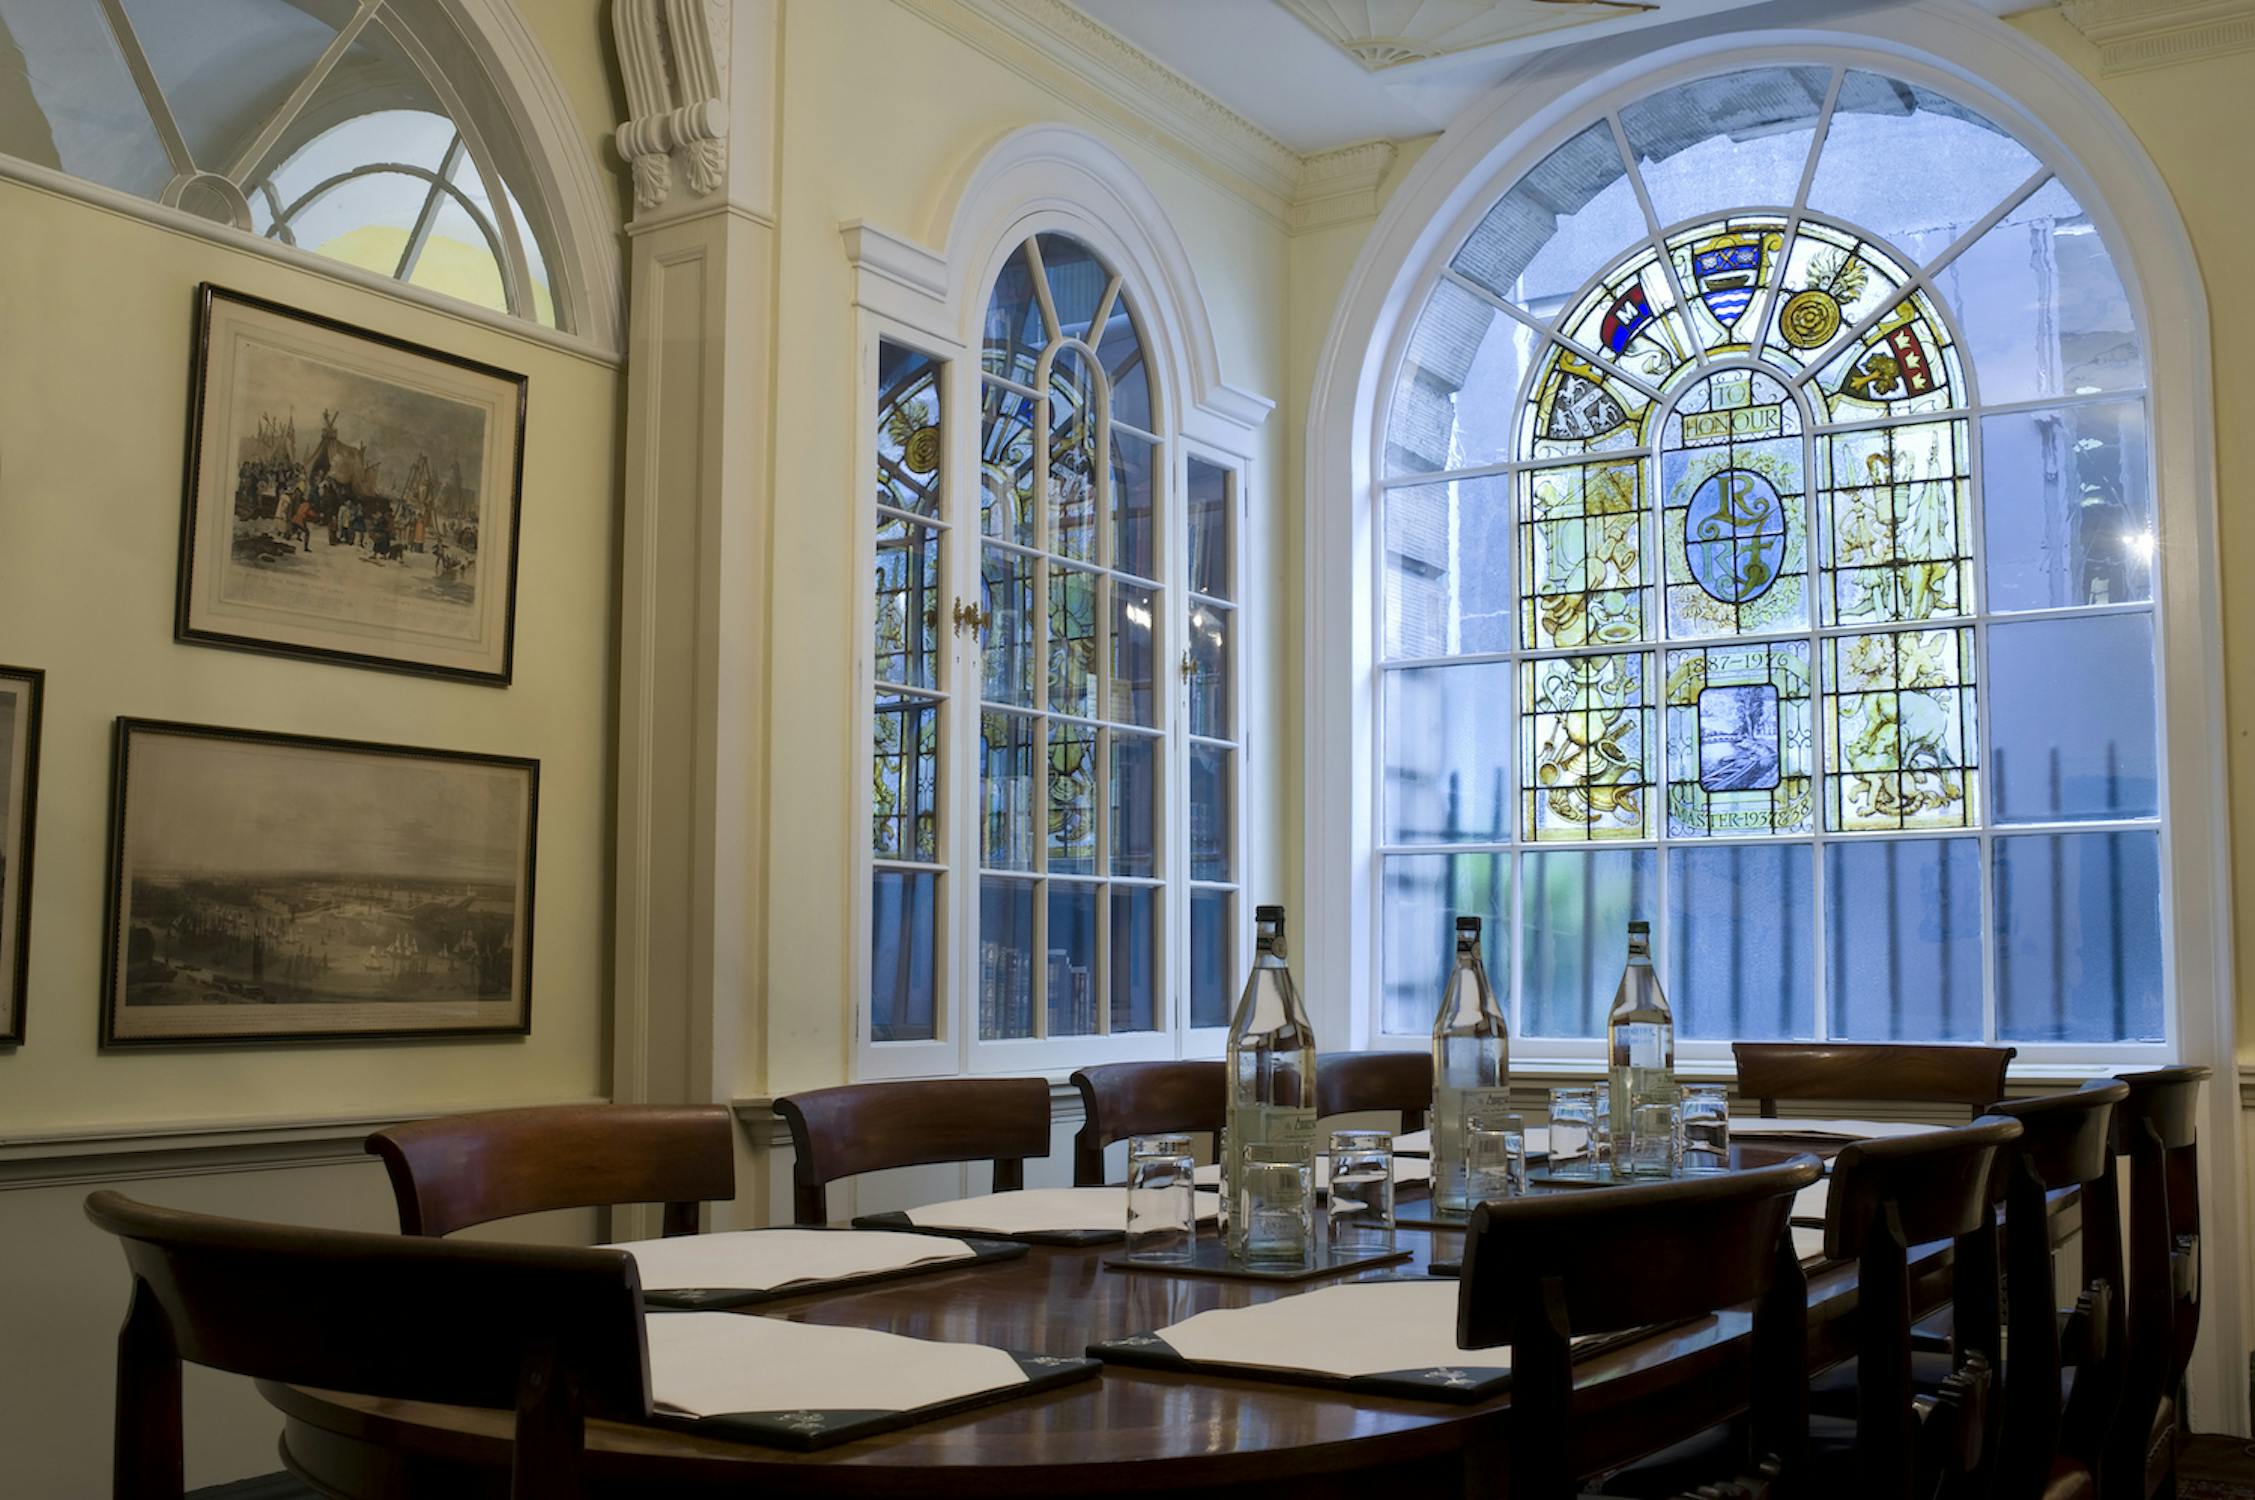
[1380, 66, 2160, 1053]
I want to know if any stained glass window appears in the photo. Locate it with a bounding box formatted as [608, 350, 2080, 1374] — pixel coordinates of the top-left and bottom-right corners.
[1378, 64, 2161, 1050]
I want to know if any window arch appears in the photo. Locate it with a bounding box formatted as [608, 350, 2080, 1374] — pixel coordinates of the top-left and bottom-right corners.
[1377, 64, 2161, 1056]
[0, 0, 569, 329]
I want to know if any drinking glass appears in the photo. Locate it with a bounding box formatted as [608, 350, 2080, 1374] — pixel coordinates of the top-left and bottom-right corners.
[1125, 1133, 1197, 1262]
[1326, 1128, 1394, 1254]
[1239, 1142, 1314, 1263]
[1592, 1080, 1613, 1174]
[1465, 1114, 1527, 1203]
[1548, 1086, 1596, 1177]
[1679, 1084, 1730, 1174]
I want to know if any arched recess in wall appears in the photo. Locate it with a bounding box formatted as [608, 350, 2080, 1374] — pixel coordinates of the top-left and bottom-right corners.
[0, 0, 621, 351]
[1300, 0, 2237, 1422]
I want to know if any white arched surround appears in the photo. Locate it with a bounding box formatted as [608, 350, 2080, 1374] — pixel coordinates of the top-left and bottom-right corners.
[844, 124, 1275, 1079]
[1303, 0, 2244, 1428]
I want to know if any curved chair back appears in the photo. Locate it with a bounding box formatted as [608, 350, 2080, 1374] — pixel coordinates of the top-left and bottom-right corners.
[1314, 1050, 1434, 1132]
[1460, 1158, 1822, 1495]
[367, 1103, 735, 1237]
[1068, 1061, 1223, 1185]
[2108, 1065, 2209, 1500]
[85, 1190, 648, 1500]
[1733, 1041, 2016, 1120]
[775, 1077, 1051, 1225]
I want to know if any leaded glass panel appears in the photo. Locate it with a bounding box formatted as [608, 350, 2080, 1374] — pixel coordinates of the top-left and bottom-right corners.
[1818, 420, 1974, 624]
[1759, 221, 1915, 373]
[1660, 369, 1807, 636]
[1560, 245, 1695, 386]
[1048, 720, 1097, 874]
[874, 516, 942, 690]
[1821, 627, 1979, 831]
[1523, 652, 1654, 841]
[1521, 459, 1645, 649]
[1664, 640, 1813, 837]
[1522, 345, 1654, 460]
[873, 693, 939, 860]
[1664, 218, 1788, 361]
[1811, 291, 1964, 421]
[980, 381, 1037, 544]
[1048, 347, 1099, 561]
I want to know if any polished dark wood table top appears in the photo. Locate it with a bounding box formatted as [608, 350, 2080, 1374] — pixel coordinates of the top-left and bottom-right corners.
[265, 1143, 2068, 1499]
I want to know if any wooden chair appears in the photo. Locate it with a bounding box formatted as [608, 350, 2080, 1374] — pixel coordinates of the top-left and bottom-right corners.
[367, 1103, 735, 1238]
[1460, 1156, 1824, 1496]
[1732, 1042, 2016, 1121]
[1314, 1049, 1433, 1132]
[85, 1190, 649, 1500]
[1985, 1080, 2128, 1500]
[775, 1077, 1051, 1225]
[2105, 1066, 2209, 1500]
[1068, 1060, 1223, 1185]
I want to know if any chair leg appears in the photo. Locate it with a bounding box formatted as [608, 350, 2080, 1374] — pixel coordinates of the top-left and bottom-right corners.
[115, 1278, 184, 1500]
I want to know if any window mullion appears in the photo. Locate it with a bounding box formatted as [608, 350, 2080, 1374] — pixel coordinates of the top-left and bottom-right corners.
[223, 0, 384, 185]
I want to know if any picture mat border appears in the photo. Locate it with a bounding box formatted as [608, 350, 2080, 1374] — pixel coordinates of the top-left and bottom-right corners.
[0, 666, 44, 1045]
[174, 282, 530, 685]
[99, 716, 539, 1048]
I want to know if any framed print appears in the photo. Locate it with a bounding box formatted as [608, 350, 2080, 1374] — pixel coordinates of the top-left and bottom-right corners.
[177, 284, 528, 684]
[102, 719, 537, 1047]
[0, 666, 42, 1045]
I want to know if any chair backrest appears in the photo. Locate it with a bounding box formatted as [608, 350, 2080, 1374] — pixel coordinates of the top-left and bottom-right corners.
[1825, 1116, 2022, 1494]
[85, 1190, 649, 1500]
[1733, 1042, 2016, 1120]
[1068, 1061, 1224, 1185]
[1459, 1157, 1822, 1495]
[1985, 1081, 2127, 1493]
[366, 1103, 735, 1238]
[1313, 1050, 1434, 1133]
[2107, 1065, 2209, 1498]
[775, 1078, 1051, 1225]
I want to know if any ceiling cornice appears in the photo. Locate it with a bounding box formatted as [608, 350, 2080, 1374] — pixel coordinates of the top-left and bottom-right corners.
[1292, 139, 1403, 231]
[1277, 0, 1633, 71]
[2061, 0, 2255, 72]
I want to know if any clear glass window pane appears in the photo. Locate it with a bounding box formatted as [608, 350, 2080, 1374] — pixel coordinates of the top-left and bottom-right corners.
[1110, 885, 1159, 1033]
[1383, 474, 1513, 659]
[272, 168, 441, 277]
[1995, 831, 2164, 1042]
[1826, 837, 1982, 1041]
[981, 547, 1035, 706]
[983, 241, 1045, 382]
[1190, 744, 1234, 881]
[878, 342, 943, 517]
[1523, 652, 1655, 842]
[1982, 400, 2152, 610]
[1380, 853, 1510, 1036]
[0, 1, 173, 198]
[980, 381, 1037, 545]
[873, 692, 938, 861]
[1806, 72, 2043, 269]
[980, 711, 1036, 871]
[874, 517, 941, 690]
[1049, 566, 1098, 720]
[118, 0, 347, 180]
[1098, 294, 1150, 433]
[1111, 582, 1157, 726]
[1188, 458, 1232, 599]
[1189, 889, 1234, 1029]
[1521, 848, 1657, 1038]
[1110, 731, 1158, 878]
[1384, 661, 1512, 845]
[1111, 428, 1156, 581]
[402, 185, 508, 316]
[1450, 121, 1642, 318]
[1037, 232, 1108, 341]
[1047, 882, 1100, 1037]
[871, 869, 938, 1042]
[978, 877, 1036, 1040]
[1665, 844, 1812, 1040]
[1048, 721, 1097, 875]
[1621, 66, 1832, 230]
[1188, 602, 1232, 740]
[1989, 613, 2158, 822]
[1386, 278, 1538, 478]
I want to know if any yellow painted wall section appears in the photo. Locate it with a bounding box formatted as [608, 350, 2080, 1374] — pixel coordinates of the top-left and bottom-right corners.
[754, 0, 1295, 1095]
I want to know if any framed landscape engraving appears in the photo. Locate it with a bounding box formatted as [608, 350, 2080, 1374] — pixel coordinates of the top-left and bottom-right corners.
[102, 720, 537, 1047]
[0, 666, 43, 1045]
[177, 284, 528, 683]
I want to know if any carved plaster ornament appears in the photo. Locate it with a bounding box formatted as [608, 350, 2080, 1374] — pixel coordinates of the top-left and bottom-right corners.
[613, 0, 732, 210]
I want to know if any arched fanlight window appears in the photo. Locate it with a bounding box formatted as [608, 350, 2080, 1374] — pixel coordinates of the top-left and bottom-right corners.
[0, 0, 565, 328]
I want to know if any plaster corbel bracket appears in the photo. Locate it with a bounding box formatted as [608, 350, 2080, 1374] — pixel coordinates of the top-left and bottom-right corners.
[613, 0, 734, 211]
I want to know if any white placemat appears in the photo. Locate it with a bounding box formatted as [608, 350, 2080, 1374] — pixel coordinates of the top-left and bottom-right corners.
[607, 1229, 976, 1294]
[1792, 1178, 1831, 1223]
[1730, 1118, 1948, 1141]
[646, 1311, 1027, 1419]
[1394, 1128, 1431, 1155]
[1792, 1226, 1829, 1263]
[1193, 1155, 1433, 1191]
[901, 1186, 1219, 1234]
[1153, 1279, 1503, 1378]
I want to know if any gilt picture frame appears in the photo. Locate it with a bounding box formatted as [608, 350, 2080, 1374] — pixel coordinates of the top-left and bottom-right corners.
[0, 666, 44, 1045]
[102, 718, 537, 1047]
[176, 284, 528, 684]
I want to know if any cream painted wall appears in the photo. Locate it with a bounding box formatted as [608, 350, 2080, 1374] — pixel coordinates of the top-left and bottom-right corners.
[752, 0, 1294, 1097]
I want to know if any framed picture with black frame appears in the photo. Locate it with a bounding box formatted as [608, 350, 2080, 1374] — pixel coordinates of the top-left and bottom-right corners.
[176, 284, 528, 684]
[0, 665, 43, 1045]
[101, 718, 537, 1047]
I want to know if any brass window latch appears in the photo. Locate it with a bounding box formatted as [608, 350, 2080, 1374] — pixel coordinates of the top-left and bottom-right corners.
[952, 598, 991, 636]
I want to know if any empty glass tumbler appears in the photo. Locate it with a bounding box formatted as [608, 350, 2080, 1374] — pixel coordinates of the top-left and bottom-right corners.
[1125, 1133, 1198, 1262]
[1239, 1141, 1314, 1263]
[1465, 1114, 1528, 1203]
[1679, 1085, 1730, 1173]
[1592, 1080, 1614, 1173]
[1326, 1129, 1395, 1254]
[1548, 1086, 1597, 1176]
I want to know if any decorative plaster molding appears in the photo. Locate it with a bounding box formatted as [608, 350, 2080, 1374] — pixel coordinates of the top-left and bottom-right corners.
[1291, 138, 1402, 231]
[2062, 0, 2255, 72]
[1279, 0, 1641, 72]
[612, 0, 733, 211]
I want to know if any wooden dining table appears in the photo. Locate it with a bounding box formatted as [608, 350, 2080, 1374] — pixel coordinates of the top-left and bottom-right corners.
[261, 1141, 2076, 1499]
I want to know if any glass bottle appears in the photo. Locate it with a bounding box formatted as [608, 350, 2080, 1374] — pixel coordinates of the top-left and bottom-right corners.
[1430, 915, 1511, 1212]
[1606, 920, 1677, 1177]
[1223, 904, 1318, 1255]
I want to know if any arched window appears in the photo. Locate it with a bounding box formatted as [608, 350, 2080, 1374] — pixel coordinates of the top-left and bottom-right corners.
[0, 0, 566, 328]
[866, 226, 1242, 1070]
[1378, 66, 2158, 1056]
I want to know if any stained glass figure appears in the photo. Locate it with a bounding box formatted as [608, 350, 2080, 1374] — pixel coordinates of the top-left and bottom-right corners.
[1522, 344, 1653, 460]
[1821, 627, 1979, 831]
[1521, 459, 1646, 649]
[1523, 651, 1654, 841]
[1664, 641, 1813, 836]
[1660, 369, 1807, 635]
[1819, 420, 1975, 624]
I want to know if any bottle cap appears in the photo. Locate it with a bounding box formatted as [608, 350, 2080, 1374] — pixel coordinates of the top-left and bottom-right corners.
[1455, 916, 1481, 932]
[1255, 904, 1285, 923]
[1628, 919, 1650, 934]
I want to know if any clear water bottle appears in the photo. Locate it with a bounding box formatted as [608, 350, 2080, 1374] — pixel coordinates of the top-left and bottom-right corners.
[1606, 920, 1677, 1177]
[1431, 915, 1511, 1212]
[1223, 905, 1317, 1256]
